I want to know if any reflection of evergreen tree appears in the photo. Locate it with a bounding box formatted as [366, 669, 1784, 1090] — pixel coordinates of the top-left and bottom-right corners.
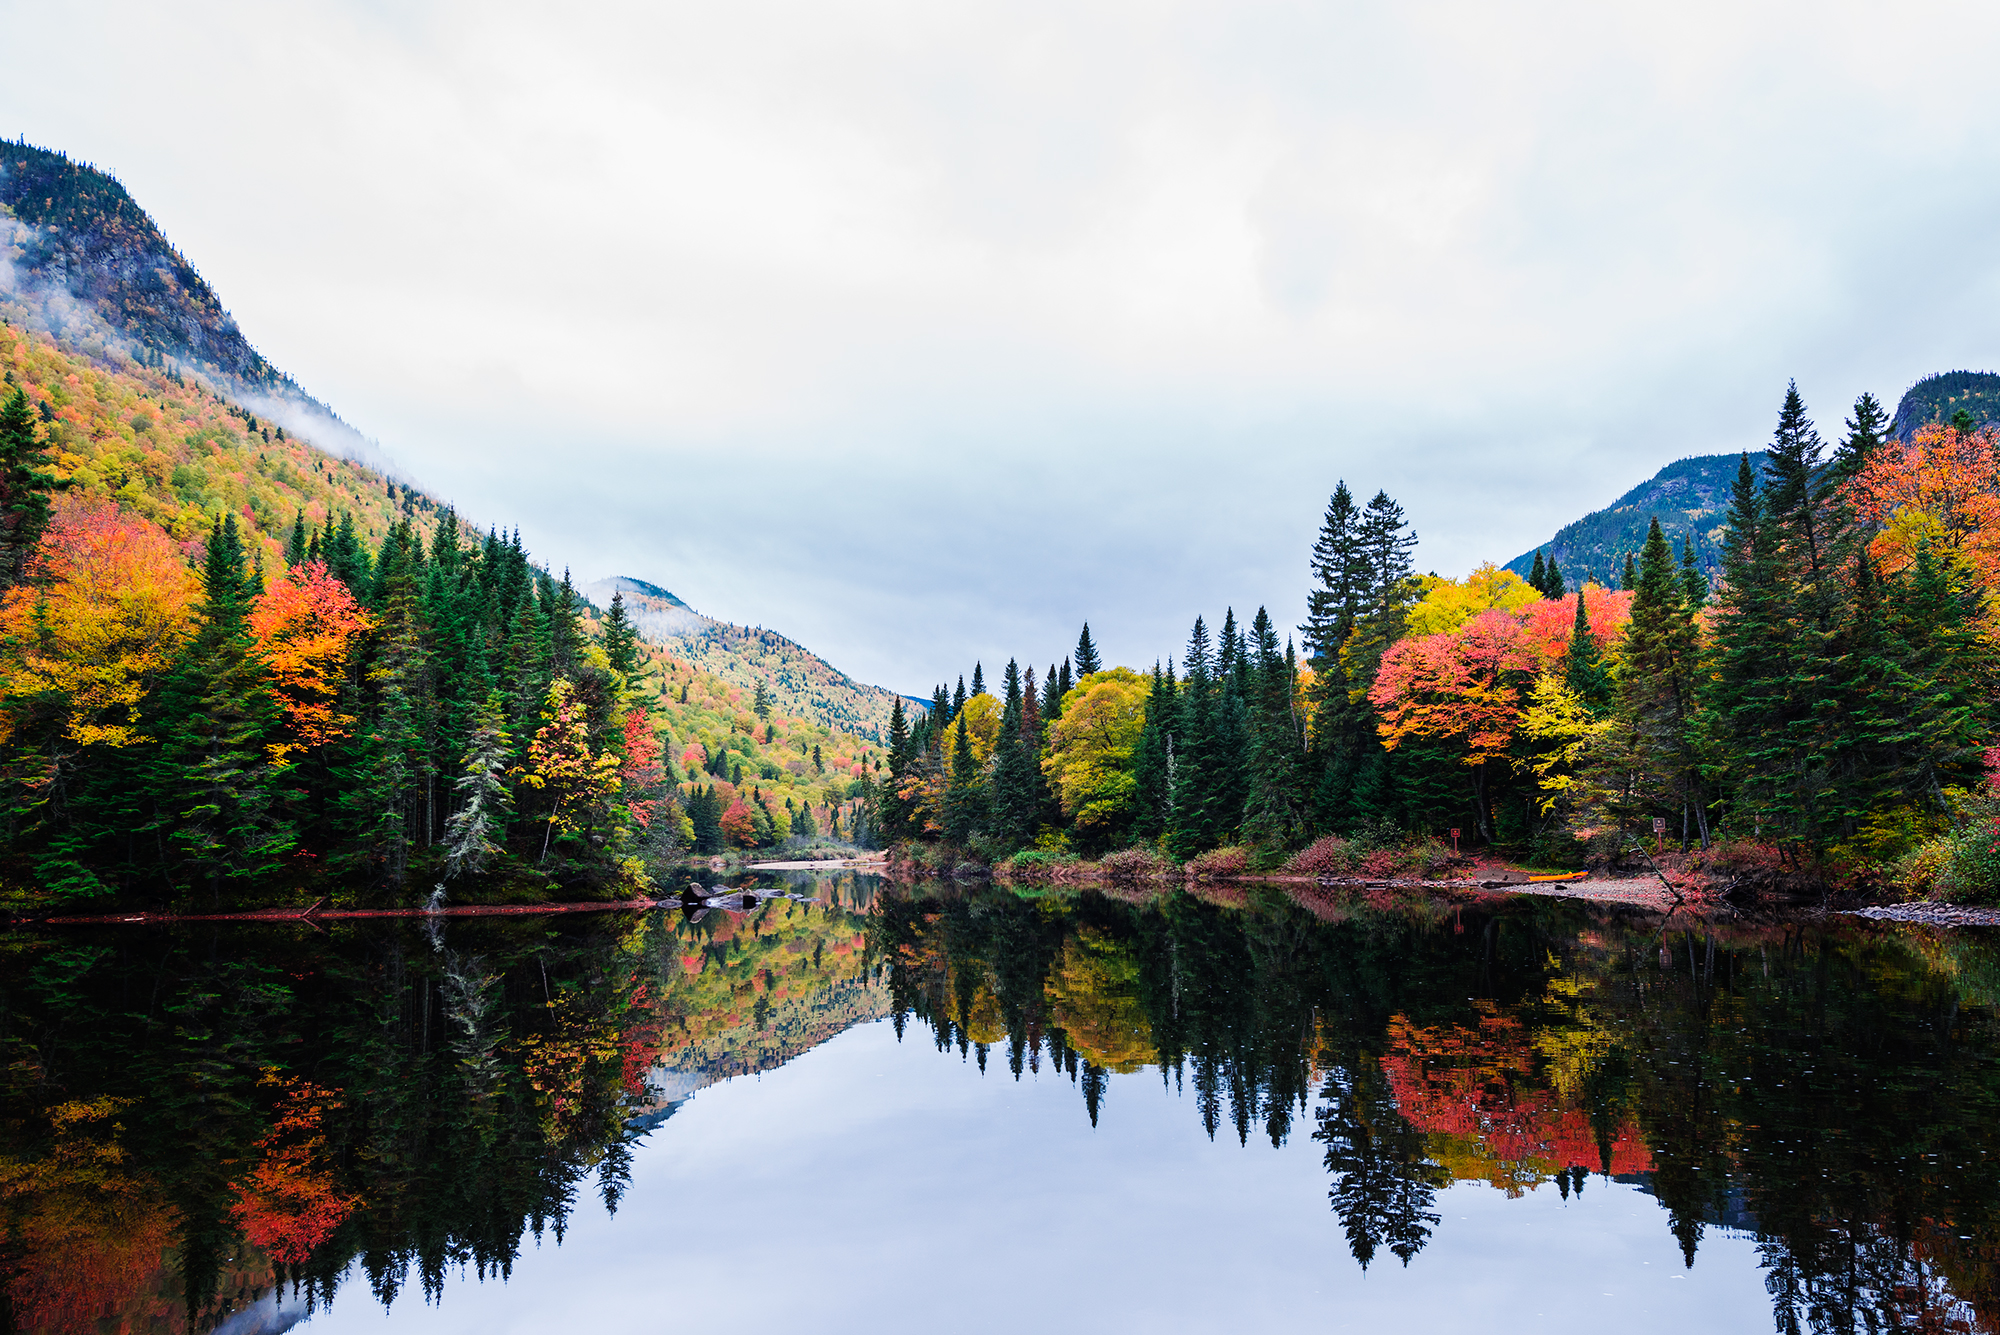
[1314, 1062, 1446, 1270]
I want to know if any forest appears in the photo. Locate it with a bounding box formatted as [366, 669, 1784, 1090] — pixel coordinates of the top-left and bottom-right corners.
[874, 384, 1997, 899]
[0, 319, 884, 913]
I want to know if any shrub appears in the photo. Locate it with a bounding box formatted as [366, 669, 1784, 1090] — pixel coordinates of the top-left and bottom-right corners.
[1360, 848, 1403, 878]
[1284, 836, 1356, 877]
[1408, 836, 1452, 878]
[1188, 846, 1248, 879]
[1937, 797, 2000, 903]
[1894, 837, 1953, 900]
[1101, 847, 1170, 881]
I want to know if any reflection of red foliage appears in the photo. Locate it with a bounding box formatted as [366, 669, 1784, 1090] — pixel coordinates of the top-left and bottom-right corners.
[619, 984, 671, 1095]
[230, 1076, 360, 1265]
[1382, 1006, 1650, 1187]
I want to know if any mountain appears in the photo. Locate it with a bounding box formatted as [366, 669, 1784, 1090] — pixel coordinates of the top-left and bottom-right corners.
[582, 575, 901, 737]
[1892, 370, 2000, 439]
[2, 137, 902, 756]
[1508, 368, 2000, 589]
[1505, 452, 1763, 588]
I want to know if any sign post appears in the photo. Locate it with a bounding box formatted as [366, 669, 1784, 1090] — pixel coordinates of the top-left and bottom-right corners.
[1652, 816, 1667, 855]
[1449, 828, 1461, 858]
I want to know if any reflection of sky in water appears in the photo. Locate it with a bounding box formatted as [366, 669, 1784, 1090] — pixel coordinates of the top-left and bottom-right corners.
[303, 1018, 1769, 1334]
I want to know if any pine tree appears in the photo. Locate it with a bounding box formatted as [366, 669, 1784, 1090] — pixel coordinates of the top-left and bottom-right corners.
[988, 659, 1039, 848]
[1057, 659, 1073, 702]
[1621, 554, 1638, 591]
[1616, 518, 1706, 846]
[1833, 390, 1892, 482]
[443, 695, 512, 878]
[0, 388, 61, 590]
[1564, 589, 1613, 711]
[604, 590, 640, 679]
[1242, 608, 1308, 849]
[1528, 550, 1547, 595]
[1131, 661, 1174, 840]
[971, 661, 985, 696]
[1545, 559, 1567, 601]
[1042, 663, 1064, 720]
[953, 676, 967, 716]
[1168, 617, 1218, 857]
[944, 714, 984, 846]
[752, 679, 772, 720]
[1679, 537, 1707, 609]
[285, 510, 308, 566]
[154, 515, 292, 902]
[1074, 624, 1101, 677]
[1302, 483, 1368, 672]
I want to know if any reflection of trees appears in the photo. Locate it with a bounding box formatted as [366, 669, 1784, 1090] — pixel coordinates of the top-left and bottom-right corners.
[874, 882, 2000, 1327]
[1314, 1062, 1447, 1270]
[0, 889, 878, 1333]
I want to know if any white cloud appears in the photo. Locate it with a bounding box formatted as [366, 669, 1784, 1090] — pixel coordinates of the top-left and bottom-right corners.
[5, 0, 2000, 687]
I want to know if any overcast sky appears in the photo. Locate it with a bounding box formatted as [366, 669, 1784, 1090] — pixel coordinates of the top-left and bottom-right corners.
[5, 0, 1999, 691]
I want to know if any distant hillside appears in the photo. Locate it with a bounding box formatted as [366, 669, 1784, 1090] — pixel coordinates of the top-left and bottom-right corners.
[583, 576, 901, 738]
[0, 138, 905, 795]
[1507, 452, 1764, 589]
[1893, 370, 2000, 438]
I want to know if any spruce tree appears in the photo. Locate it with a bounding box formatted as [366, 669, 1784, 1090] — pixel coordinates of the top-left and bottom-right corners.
[1564, 590, 1612, 712]
[953, 676, 967, 716]
[286, 510, 308, 566]
[1616, 517, 1705, 846]
[1168, 617, 1218, 857]
[1042, 663, 1063, 721]
[154, 515, 291, 902]
[1131, 661, 1174, 840]
[971, 662, 985, 696]
[1545, 559, 1567, 600]
[1621, 554, 1638, 592]
[604, 590, 640, 679]
[1529, 550, 1548, 595]
[1242, 608, 1308, 849]
[1833, 390, 1892, 482]
[944, 715, 984, 846]
[443, 695, 512, 878]
[0, 388, 60, 590]
[1074, 624, 1101, 677]
[1679, 537, 1707, 609]
[988, 659, 1038, 848]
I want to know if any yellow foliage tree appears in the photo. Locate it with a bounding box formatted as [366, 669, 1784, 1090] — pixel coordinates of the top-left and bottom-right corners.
[0, 496, 197, 749]
[1407, 562, 1543, 637]
[1042, 668, 1149, 836]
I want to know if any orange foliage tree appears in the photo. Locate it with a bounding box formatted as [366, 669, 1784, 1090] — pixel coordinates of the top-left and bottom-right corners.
[1848, 419, 2000, 583]
[0, 495, 198, 750]
[247, 558, 374, 762]
[619, 710, 664, 828]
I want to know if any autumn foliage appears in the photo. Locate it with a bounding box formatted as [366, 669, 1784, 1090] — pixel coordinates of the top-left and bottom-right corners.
[1849, 419, 2000, 584]
[248, 558, 373, 761]
[0, 494, 198, 748]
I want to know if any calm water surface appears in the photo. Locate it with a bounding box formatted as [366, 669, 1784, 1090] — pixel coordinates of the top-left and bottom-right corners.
[4, 872, 1997, 1334]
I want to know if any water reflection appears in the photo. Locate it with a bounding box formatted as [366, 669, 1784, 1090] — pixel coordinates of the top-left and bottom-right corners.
[871, 882, 2000, 1329]
[1, 874, 1997, 1334]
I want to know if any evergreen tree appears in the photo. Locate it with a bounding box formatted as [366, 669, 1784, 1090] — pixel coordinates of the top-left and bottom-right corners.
[1616, 518, 1706, 846]
[1679, 537, 1707, 609]
[1529, 549, 1547, 595]
[988, 659, 1039, 848]
[443, 695, 512, 878]
[0, 387, 60, 590]
[285, 510, 308, 566]
[1042, 663, 1064, 721]
[1621, 553, 1638, 591]
[1057, 659, 1073, 701]
[944, 715, 984, 845]
[1564, 589, 1612, 711]
[1545, 559, 1567, 600]
[153, 516, 291, 901]
[1833, 390, 1892, 482]
[752, 678, 772, 720]
[1074, 623, 1101, 677]
[1131, 661, 1174, 841]
[971, 662, 985, 696]
[1242, 608, 1308, 849]
[603, 590, 640, 679]
[1168, 617, 1218, 857]
[953, 676, 967, 716]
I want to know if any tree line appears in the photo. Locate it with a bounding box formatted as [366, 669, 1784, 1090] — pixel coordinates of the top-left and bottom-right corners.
[874, 385, 1997, 879]
[0, 388, 676, 909]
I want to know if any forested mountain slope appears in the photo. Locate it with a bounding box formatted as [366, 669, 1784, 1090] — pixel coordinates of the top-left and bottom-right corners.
[583, 576, 900, 739]
[1505, 452, 1762, 590]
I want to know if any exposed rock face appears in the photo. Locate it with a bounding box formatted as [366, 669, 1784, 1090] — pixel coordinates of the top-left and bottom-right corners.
[1891, 370, 2000, 439]
[0, 140, 276, 384]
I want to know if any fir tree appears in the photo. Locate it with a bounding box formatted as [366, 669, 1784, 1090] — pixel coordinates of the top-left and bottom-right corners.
[443, 695, 512, 878]
[285, 510, 308, 566]
[1621, 554, 1638, 592]
[1833, 390, 1892, 482]
[971, 662, 985, 696]
[603, 590, 640, 679]
[0, 387, 61, 590]
[1545, 559, 1567, 600]
[1074, 624, 1101, 677]
[1242, 607, 1308, 849]
[944, 714, 984, 845]
[1679, 537, 1707, 609]
[1616, 518, 1705, 846]
[1564, 589, 1612, 711]
[1529, 550, 1548, 595]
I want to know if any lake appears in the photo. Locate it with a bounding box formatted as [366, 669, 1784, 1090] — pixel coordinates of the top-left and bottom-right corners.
[4, 872, 1996, 1334]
